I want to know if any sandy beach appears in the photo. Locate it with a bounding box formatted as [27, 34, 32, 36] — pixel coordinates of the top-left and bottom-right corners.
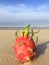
[0, 29, 49, 65]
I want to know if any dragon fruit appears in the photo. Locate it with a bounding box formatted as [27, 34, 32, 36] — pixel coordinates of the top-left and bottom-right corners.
[14, 25, 39, 63]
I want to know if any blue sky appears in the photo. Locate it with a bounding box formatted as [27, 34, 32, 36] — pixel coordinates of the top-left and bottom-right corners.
[0, 0, 49, 25]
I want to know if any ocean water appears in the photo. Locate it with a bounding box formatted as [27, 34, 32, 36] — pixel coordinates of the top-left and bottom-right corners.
[0, 24, 49, 29]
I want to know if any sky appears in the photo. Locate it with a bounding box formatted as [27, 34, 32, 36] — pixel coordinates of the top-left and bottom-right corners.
[0, 0, 49, 25]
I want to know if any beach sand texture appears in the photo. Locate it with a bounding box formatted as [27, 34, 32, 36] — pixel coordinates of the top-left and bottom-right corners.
[0, 29, 49, 65]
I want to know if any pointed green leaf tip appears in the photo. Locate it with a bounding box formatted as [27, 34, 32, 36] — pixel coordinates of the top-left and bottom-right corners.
[15, 31, 17, 36]
[15, 29, 18, 37]
[24, 24, 30, 36]
[31, 30, 34, 37]
[36, 36, 38, 43]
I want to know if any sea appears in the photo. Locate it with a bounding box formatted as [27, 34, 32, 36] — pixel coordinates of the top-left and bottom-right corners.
[0, 24, 49, 29]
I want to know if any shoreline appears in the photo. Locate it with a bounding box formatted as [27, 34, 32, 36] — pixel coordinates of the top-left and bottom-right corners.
[0, 27, 49, 30]
[0, 24, 49, 29]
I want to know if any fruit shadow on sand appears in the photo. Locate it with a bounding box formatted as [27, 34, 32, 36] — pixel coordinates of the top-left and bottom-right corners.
[34, 41, 49, 60]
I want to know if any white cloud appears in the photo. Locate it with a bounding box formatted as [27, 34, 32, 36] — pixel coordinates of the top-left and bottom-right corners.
[0, 3, 49, 24]
[36, 3, 49, 11]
